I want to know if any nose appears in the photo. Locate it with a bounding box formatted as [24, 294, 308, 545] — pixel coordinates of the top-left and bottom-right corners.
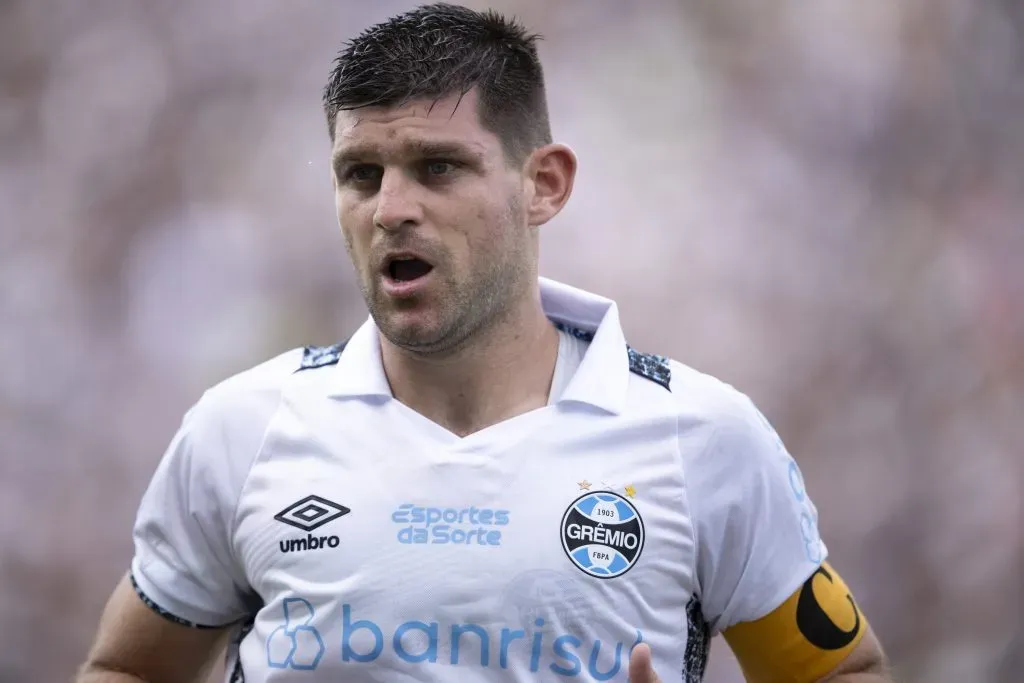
[373, 168, 422, 232]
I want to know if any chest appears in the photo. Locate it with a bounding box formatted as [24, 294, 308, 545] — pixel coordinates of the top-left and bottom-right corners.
[231, 399, 699, 680]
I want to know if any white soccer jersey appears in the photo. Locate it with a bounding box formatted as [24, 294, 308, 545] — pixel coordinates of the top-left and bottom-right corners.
[130, 277, 828, 682]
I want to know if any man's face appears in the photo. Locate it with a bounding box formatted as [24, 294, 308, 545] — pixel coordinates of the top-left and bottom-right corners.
[332, 90, 533, 355]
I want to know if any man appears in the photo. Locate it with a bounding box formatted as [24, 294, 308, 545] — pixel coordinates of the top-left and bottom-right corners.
[78, 4, 891, 682]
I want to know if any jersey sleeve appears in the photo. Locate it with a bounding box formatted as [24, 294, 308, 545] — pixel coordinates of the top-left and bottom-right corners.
[684, 386, 828, 634]
[130, 379, 279, 628]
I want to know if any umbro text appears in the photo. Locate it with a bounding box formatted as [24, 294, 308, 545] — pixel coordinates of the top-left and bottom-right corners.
[279, 534, 340, 553]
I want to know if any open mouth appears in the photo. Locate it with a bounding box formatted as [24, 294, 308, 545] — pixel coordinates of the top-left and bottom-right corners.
[386, 256, 434, 282]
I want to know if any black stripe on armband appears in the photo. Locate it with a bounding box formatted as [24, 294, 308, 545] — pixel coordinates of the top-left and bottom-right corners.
[129, 571, 221, 629]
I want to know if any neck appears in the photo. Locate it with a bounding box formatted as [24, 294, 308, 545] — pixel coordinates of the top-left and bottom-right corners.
[379, 289, 560, 437]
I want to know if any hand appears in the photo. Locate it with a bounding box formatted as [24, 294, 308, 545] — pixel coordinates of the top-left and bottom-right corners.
[628, 642, 662, 683]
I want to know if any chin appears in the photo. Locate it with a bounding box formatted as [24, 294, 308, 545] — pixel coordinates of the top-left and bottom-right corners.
[377, 312, 446, 351]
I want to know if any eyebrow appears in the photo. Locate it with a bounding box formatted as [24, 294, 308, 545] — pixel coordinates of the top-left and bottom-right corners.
[331, 140, 485, 170]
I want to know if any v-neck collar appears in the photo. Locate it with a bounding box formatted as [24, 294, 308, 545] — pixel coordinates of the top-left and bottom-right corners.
[323, 278, 632, 445]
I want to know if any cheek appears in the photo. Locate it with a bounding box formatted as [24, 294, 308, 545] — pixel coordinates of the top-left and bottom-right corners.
[454, 207, 499, 256]
[472, 199, 522, 250]
[455, 215, 513, 276]
[337, 201, 373, 252]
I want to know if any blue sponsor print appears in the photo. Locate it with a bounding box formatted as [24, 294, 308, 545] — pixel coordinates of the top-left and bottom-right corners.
[266, 598, 325, 671]
[391, 504, 510, 546]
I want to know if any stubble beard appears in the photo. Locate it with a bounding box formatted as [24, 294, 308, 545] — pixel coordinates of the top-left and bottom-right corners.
[353, 191, 532, 357]
[369, 241, 529, 358]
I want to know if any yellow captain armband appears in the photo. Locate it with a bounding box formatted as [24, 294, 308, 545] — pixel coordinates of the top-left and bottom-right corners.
[722, 562, 866, 683]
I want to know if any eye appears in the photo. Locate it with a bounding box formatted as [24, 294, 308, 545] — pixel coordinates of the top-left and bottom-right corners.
[424, 160, 457, 177]
[344, 164, 382, 184]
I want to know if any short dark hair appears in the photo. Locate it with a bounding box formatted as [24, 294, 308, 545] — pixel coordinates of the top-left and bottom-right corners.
[322, 3, 552, 165]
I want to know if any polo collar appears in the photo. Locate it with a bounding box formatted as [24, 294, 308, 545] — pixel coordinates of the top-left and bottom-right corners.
[325, 277, 630, 414]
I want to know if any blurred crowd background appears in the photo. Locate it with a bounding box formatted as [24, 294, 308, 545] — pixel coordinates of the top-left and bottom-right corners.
[1, 0, 1021, 681]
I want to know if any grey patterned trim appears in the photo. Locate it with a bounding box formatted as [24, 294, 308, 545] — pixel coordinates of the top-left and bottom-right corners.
[553, 321, 672, 391]
[627, 347, 672, 391]
[683, 595, 711, 683]
[554, 321, 596, 343]
[129, 572, 219, 629]
[295, 342, 348, 372]
[227, 617, 256, 683]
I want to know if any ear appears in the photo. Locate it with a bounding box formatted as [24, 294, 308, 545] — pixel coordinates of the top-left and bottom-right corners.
[524, 143, 577, 227]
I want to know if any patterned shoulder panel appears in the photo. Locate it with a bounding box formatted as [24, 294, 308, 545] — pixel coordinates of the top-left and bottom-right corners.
[627, 347, 671, 392]
[294, 342, 348, 373]
[553, 320, 671, 391]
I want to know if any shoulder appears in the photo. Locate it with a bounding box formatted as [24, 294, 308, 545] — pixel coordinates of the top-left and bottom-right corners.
[665, 358, 816, 556]
[154, 343, 352, 498]
[628, 343, 769, 434]
[648, 355, 785, 472]
[196, 348, 304, 415]
[623, 340, 757, 419]
[184, 341, 347, 445]
[667, 359, 769, 431]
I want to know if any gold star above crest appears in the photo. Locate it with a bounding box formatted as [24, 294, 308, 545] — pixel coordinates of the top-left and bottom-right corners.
[624, 485, 637, 498]
[578, 480, 592, 491]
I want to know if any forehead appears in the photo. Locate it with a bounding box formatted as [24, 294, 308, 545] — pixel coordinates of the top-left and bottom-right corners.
[331, 90, 498, 159]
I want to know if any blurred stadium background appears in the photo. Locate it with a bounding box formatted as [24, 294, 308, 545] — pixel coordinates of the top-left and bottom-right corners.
[1, 0, 1021, 681]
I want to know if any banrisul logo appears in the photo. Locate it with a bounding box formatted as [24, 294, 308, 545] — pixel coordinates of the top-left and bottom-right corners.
[275, 495, 350, 554]
[266, 600, 644, 679]
[561, 492, 644, 579]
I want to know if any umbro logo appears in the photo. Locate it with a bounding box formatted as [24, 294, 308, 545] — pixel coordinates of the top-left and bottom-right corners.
[275, 495, 350, 532]
[275, 495, 350, 554]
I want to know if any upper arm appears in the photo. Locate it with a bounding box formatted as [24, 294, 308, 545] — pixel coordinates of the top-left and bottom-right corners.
[79, 573, 232, 683]
[721, 562, 886, 682]
[682, 381, 885, 680]
[80, 392, 260, 680]
[685, 386, 827, 633]
[80, 354, 299, 681]
[129, 394, 260, 627]
[84, 369, 289, 679]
